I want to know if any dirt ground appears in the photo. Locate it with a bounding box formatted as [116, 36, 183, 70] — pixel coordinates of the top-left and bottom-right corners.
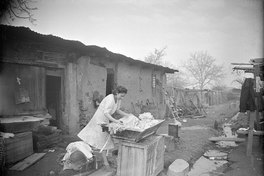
[7, 101, 257, 176]
[218, 137, 263, 176]
[157, 101, 239, 171]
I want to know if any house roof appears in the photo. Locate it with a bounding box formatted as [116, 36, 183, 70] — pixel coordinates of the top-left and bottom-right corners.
[0, 24, 178, 73]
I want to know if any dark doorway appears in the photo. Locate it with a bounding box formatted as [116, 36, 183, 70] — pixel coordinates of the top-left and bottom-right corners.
[106, 69, 115, 96]
[46, 75, 61, 127]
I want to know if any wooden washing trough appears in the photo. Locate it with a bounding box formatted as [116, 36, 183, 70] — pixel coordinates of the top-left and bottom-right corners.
[102, 120, 164, 143]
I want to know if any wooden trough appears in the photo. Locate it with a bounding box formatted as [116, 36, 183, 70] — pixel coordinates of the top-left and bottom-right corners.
[102, 120, 164, 143]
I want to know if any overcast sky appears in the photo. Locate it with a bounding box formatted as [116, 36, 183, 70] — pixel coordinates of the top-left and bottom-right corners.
[6, 0, 264, 87]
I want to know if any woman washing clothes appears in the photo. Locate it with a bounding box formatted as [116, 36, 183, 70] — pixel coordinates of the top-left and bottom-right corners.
[77, 85, 130, 170]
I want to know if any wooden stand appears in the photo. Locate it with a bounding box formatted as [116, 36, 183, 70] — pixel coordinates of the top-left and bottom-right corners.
[247, 111, 256, 156]
[116, 135, 164, 176]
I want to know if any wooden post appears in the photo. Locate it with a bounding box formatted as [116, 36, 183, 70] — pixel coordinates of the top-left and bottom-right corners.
[247, 111, 255, 156]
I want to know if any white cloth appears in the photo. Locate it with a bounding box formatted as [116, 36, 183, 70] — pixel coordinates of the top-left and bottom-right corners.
[77, 94, 121, 150]
[62, 141, 93, 162]
[120, 114, 139, 128]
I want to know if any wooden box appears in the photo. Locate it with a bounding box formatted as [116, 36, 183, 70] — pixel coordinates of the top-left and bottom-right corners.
[168, 123, 179, 138]
[117, 135, 164, 176]
[5, 131, 33, 163]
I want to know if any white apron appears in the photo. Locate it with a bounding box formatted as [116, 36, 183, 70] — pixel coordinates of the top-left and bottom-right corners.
[77, 94, 120, 150]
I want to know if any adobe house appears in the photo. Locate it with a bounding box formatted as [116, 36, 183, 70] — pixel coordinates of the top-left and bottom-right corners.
[0, 25, 177, 135]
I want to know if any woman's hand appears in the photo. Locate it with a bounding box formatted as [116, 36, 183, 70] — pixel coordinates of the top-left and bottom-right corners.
[116, 119, 123, 125]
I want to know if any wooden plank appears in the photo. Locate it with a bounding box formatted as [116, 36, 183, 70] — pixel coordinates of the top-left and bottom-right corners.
[9, 153, 46, 171]
[231, 63, 252, 65]
[237, 130, 264, 136]
[247, 111, 255, 156]
[209, 137, 245, 142]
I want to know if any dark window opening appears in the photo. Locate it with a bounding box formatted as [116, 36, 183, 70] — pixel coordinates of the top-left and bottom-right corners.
[106, 71, 114, 96]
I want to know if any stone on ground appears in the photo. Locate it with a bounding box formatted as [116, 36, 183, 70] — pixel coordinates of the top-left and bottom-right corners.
[188, 156, 228, 176]
[167, 159, 189, 176]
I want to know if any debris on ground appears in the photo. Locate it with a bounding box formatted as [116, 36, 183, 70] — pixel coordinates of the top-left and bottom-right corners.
[203, 150, 228, 160]
[229, 112, 249, 131]
[188, 156, 228, 176]
[167, 159, 189, 176]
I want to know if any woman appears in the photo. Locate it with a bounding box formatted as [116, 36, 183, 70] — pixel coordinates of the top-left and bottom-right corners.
[77, 85, 130, 169]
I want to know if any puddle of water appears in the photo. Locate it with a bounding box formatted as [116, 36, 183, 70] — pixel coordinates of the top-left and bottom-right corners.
[216, 123, 238, 147]
[204, 150, 228, 160]
[188, 113, 241, 176]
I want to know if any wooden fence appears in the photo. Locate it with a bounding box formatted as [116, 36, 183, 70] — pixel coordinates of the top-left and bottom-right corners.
[164, 87, 228, 117]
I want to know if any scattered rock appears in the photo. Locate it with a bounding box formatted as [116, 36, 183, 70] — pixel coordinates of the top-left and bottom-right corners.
[188, 156, 228, 176]
[167, 159, 189, 176]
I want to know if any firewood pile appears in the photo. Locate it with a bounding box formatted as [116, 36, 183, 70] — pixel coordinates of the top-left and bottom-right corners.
[166, 91, 207, 118]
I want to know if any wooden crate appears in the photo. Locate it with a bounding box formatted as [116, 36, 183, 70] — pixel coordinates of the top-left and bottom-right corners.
[117, 135, 164, 176]
[5, 131, 33, 163]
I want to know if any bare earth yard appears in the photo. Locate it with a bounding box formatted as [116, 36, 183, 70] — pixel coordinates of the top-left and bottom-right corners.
[7, 101, 242, 176]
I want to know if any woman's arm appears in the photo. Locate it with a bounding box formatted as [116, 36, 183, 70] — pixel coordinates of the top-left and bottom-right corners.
[116, 109, 130, 117]
[104, 112, 122, 124]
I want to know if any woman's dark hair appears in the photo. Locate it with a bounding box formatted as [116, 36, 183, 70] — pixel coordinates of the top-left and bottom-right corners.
[112, 86, 128, 95]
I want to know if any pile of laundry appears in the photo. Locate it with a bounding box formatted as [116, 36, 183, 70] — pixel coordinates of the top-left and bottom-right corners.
[61, 141, 94, 171]
[108, 112, 160, 134]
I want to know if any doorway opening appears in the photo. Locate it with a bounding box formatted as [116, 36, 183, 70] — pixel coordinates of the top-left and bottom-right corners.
[106, 69, 115, 96]
[46, 75, 61, 127]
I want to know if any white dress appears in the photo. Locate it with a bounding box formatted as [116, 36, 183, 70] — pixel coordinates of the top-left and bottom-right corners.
[77, 94, 121, 150]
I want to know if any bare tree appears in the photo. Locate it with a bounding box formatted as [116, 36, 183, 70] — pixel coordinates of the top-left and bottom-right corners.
[184, 51, 225, 90]
[144, 47, 189, 88]
[0, 0, 37, 23]
[144, 47, 167, 65]
[166, 71, 189, 89]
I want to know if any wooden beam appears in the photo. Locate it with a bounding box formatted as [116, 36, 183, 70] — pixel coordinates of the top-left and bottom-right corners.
[233, 66, 254, 70]
[9, 153, 46, 171]
[209, 137, 245, 142]
[1, 58, 65, 68]
[233, 67, 254, 73]
[250, 58, 264, 65]
[247, 111, 255, 156]
[237, 130, 264, 136]
[231, 63, 252, 65]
